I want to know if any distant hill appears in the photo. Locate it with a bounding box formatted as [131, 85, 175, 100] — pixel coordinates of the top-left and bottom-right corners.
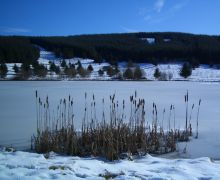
[1, 32, 220, 65]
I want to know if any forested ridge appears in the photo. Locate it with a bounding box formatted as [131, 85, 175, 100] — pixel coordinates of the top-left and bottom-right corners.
[1, 32, 220, 65]
[0, 36, 39, 64]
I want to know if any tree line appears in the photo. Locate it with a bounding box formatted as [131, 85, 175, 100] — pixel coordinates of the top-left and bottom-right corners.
[30, 32, 220, 65]
[1, 32, 220, 66]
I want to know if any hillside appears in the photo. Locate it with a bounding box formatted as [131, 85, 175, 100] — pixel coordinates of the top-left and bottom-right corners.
[1, 32, 220, 66]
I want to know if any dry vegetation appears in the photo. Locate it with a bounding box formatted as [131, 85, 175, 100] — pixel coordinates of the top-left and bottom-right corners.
[33, 91, 201, 161]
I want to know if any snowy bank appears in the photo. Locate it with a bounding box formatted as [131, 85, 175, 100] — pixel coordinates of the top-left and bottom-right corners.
[0, 150, 220, 179]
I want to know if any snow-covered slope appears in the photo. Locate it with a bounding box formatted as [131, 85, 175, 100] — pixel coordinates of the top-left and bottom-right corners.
[0, 150, 220, 179]
[3, 47, 220, 81]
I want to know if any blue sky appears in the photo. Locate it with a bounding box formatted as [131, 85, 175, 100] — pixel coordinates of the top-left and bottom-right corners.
[0, 0, 220, 36]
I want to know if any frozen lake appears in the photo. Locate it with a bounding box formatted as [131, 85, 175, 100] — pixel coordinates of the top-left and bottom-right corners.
[0, 81, 220, 158]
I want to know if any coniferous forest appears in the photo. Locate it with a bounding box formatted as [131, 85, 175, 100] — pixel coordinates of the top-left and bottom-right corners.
[0, 36, 39, 64]
[1, 32, 220, 65]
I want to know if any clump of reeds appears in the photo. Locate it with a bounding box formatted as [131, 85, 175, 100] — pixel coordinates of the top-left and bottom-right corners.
[33, 90, 201, 161]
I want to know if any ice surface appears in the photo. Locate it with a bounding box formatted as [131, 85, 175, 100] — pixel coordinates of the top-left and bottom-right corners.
[0, 81, 220, 160]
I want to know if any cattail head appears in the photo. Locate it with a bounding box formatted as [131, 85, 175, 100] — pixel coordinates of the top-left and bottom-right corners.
[199, 99, 201, 106]
[35, 90, 38, 98]
[192, 104, 194, 109]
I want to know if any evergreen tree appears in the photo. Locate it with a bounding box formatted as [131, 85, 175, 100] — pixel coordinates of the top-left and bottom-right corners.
[64, 66, 77, 78]
[123, 68, 133, 79]
[20, 63, 32, 79]
[98, 69, 104, 76]
[13, 64, 19, 73]
[34, 64, 48, 77]
[87, 64, 94, 72]
[154, 67, 161, 79]
[78, 66, 88, 77]
[0, 63, 8, 78]
[180, 62, 192, 78]
[133, 66, 143, 79]
[77, 60, 82, 71]
[106, 66, 115, 77]
[61, 59, 67, 68]
[50, 62, 60, 74]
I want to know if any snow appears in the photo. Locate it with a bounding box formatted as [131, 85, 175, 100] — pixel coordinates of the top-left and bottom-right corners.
[0, 150, 220, 179]
[164, 38, 171, 42]
[140, 63, 220, 82]
[140, 38, 156, 44]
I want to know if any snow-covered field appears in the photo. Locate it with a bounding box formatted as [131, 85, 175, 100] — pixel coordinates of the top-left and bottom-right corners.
[0, 150, 220, 179]
[3, 47, 220, 81]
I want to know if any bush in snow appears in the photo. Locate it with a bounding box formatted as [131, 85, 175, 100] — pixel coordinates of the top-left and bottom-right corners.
[0, 63, 8, 78]
[180, 62, 192, 78]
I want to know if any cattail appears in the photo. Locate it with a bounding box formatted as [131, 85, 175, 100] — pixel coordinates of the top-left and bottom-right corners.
[196, 99, 201, 139]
